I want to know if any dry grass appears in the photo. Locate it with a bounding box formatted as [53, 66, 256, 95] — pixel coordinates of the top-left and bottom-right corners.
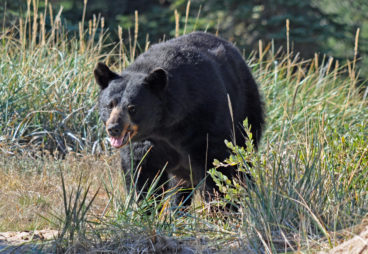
[0, 152, 120, 232]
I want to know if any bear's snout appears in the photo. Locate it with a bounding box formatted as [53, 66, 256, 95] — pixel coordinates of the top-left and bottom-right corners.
[107, 123, 122, 137]
[106, 107, 124, 136]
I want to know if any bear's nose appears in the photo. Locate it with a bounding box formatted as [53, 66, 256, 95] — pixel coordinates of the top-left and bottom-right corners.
[107, 123, 122, 137]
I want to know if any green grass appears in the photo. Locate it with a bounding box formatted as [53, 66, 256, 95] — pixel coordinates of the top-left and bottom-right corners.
[0, 2, 367, 253]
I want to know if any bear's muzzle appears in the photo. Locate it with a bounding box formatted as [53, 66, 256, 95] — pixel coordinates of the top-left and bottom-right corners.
[106, 107, 139, 148]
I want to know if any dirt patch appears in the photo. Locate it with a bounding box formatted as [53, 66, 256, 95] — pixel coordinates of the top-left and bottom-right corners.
[0, 230, 57, 253]
[319, 225, 368, 254]
[0, 231, 206, 254]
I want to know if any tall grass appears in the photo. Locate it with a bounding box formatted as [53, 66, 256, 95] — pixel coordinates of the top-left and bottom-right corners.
[0, 1, 127, 156]
[0, 1, 367, 253]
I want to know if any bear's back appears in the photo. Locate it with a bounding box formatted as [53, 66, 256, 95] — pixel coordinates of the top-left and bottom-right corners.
[128, 32, 244, 74]
[125, 32, 263, 147]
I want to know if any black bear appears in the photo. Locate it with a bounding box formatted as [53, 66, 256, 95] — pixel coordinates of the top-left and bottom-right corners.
[94, 31, 264, 205]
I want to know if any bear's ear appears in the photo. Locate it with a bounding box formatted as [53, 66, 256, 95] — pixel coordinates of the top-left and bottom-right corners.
[144, 68, 168, 92]
[94, 62, 120, 89]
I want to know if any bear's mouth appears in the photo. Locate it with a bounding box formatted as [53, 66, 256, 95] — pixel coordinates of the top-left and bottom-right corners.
[109, 125, 138, 148]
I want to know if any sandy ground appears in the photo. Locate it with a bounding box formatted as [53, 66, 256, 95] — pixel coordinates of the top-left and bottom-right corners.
[0, 230, 57, 253]
[0, 230, 202, 253]
[2, 226, 368, 253]
[319, 225, 368, 254]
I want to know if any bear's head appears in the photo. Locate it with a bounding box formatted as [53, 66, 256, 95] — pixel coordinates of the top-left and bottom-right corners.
[94, 62, 167, 148]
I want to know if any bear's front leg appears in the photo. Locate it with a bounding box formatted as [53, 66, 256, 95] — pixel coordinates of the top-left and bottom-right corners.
[120, 141, 169, 200]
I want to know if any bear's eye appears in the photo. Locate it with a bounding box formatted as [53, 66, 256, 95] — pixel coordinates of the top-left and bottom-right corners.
[108, 100, 117, 109]
[127, 105, 136, 115]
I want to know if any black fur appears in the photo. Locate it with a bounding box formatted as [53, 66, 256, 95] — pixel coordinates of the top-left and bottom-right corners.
[95, 32, 264, 205]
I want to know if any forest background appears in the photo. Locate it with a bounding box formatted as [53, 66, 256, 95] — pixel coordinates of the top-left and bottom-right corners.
[2, 0, 368, 81]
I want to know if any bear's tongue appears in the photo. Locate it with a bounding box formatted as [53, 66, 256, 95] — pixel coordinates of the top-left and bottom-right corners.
[110, 136, 124, 148]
